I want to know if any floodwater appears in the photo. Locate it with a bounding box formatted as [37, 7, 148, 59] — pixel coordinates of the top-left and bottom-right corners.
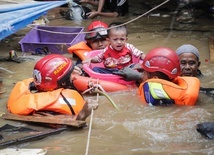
[0, 1, 214, 155]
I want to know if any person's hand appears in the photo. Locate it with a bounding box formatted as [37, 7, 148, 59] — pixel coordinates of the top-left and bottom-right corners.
[113, 67, 143, 81]
[140, 53, 146, 60]
[76, 98, 99, 120]
[85, 98, 99, 111]
[73, 66, 83, 75]
[87, 11, 99, 19]
[82, 58, 92, 64]
[132, 63, 142, 70]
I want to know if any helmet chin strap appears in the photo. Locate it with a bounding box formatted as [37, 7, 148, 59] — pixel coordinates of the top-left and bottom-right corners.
[57, 65, 78, 90]
[29, 81, 39, 93]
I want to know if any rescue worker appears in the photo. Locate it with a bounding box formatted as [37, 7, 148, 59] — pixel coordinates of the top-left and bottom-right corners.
[7, 54, 99, 121]
[67, 20, 109, 61]
[114, 47, 200, 106]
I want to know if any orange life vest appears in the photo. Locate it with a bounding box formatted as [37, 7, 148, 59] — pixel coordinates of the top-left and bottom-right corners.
[67, 41, 92, 60]
[138, 76, 200, 106]
[7, 78, 85, 115]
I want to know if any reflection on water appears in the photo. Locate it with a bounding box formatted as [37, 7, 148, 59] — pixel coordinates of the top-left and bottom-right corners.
[0, 3, 214, 155]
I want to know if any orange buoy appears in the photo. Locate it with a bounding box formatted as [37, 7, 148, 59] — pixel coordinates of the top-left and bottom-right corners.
[72, 75, 129, 92]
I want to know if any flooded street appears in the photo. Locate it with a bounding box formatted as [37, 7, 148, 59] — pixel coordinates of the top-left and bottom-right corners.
[0, 0, 214, 154]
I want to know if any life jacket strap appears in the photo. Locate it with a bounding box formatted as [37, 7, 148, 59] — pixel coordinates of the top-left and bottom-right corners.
[60, 92, 75, 115]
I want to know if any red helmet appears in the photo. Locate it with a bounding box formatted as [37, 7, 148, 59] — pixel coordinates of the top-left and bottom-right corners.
[85, 20, 108, 40]
[142, 47, 181, 79]
[33, 54, 73, 92]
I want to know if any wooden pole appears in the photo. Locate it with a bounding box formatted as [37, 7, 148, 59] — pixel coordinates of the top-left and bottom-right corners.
[209, 36, 214, 62]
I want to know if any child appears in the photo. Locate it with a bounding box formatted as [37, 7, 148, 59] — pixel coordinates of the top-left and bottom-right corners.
[83, 22, 146, 74]
[138, 47, 200, 106]
[68, 20, 109, 61]
[68, 20, 109, 75]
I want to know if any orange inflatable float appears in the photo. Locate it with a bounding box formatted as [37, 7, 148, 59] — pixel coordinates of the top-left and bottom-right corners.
[72, 75, 130, 93]
[69, 49, 139, 92]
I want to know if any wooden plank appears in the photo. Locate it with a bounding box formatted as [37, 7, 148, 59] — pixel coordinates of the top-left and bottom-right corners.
[209, 36, 214, 62]
[0, 124, 68, 149]
[1, 113, 86, 128]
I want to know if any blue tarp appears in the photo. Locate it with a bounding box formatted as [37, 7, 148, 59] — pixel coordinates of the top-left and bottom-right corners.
[0, 1, 67, 40]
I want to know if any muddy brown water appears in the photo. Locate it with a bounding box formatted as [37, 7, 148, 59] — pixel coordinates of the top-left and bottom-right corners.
[0, 2, 214, 155]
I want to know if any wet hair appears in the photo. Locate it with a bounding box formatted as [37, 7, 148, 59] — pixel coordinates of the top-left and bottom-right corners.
[107, 22, 128, 37]
[148, 71, 171, 81]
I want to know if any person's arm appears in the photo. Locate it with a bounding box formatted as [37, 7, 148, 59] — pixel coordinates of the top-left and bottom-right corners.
[86, 0, 105, 18]
[83, 48, 105, 64]
[82, 56, 100, 64]
[113, 67, 144, 82]
[76, 98, 99, 120]
[97, 0, 105, 12]
[87, 0, 119, 18]
[79, 0, 99, 6]
[126, 43, 146, 60]
[87, 11, 118, 18]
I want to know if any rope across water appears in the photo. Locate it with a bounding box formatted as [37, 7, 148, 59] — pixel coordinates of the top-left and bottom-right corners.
[27, 0, 170, 36]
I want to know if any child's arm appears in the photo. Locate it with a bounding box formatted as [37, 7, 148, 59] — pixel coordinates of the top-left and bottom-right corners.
[126, 43, 146, 60]
[82, 57, 99, 64]
[140, 53, 146, 60]
[82, 52, 104, 64]
[91, 57, 99, 63]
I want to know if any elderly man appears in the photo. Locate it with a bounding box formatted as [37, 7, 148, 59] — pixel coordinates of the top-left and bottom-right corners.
[176, 44, 202, 77]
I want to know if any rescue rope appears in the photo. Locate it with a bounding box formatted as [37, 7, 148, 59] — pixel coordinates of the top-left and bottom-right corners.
[93, 89, 119, 111]
[82, 78, 120, 110]
[0, 112, 5, 117]
[27, 0, 170, 35]
[85, 80, 100, 155]
[85, 108, 94, 155]
[85, 79, 120, 155]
